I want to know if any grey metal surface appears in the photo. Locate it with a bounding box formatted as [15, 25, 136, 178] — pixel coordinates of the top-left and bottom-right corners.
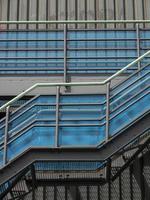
[0, 0, 150, 29]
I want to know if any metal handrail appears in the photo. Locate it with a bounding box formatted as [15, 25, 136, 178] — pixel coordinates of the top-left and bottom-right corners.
[0, 50, 149, 112]
[0, 77, 148, 134]
[0, 51, 149, 165]
[0, 85, 148, 150]
[0, 20, 150, 24]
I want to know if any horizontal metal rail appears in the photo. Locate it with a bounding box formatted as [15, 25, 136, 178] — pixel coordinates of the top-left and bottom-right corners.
[0, 38, 148, 42]
[0, 79, 148, 136]
[0, 85, 148, 146]
[0, 47, 145, 51]
[0, 56, 141, 59]
[0, 50, 149, 112]
[0, 63, 148, 126]
[0, 20, 150, 24]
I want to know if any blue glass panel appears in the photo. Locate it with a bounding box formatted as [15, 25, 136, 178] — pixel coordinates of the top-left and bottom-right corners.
[7, 126, 55, 161]
[59, 126, 105, 146]
[109, 93, 150, 136]
[34, 161, 102, 171]
[0, 29, 144, 74]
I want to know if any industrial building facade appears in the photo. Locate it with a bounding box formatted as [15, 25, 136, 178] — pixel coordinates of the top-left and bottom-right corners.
[0, 0, 150, 199]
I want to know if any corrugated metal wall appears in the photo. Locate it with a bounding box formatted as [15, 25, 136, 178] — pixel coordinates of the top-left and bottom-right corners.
[0, 0, 150, 29]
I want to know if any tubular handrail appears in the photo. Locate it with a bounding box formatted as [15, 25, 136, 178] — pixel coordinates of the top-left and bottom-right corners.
[0, 20, 150, 24]
[0, 50, 149, 112]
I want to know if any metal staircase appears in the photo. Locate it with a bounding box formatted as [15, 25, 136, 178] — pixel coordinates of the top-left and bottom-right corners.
[0, 128, 150, 200]
[0, 52, 149, 167]
[0, 21, 149, 199]
[0, 52, 149, 199]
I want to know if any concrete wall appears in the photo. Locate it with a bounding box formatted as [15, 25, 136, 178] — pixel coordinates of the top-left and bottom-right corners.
[0, 0, 150, 29]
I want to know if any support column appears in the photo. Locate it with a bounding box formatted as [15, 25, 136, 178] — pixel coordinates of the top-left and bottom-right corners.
[130, 165, 133, 200]
[132, 157, 145, 200]
[106, 82, 111, 142]
[55, 86, 60, 147]
[64, 24, 67, 83]
[69, 186, 82, 200]
[136, 24, 141, 70]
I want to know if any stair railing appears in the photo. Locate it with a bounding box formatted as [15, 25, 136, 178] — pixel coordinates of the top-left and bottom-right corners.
[0, 50, 149, 162]
[0, 20, 150, 81]
[0, 20, 150, 165]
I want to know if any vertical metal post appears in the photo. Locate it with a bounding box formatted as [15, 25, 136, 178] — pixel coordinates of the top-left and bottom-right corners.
[32, 188, 35, 200]
[7, 0, 10, 30]
[106, 160, 111, 200]
[43, 186, 46, 200]
[55, 86, 60, 147]
[54, 186, 57, 200]
[119, 175, 122, 200]
[16, 0, 20, 30]
[98, 185, 100, 200]
[106, 82, 110, 142]
[30, 164, 37, 200]
[36, 0, 39, 30]
[130, 165, 133, 200]
[26, 0, 30, 29]
[64, 24, 67, 83]
[140, 156, 145, 200]
[87, 186, 89, 200]
[136, 23, 141, 70]
[3, 106, 10, 165]
[65, 186, 68, 200]
[46, 0, 48, 30]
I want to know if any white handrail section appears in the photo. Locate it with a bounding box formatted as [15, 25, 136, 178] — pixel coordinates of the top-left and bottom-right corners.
[0, 50, 150, 112]
[0, 20, 150, 24]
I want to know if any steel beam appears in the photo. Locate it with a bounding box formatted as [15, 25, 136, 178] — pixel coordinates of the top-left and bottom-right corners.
[26, 178, 105, 187]
[111, 132, 150, 181]
[0, 167, 30, 199]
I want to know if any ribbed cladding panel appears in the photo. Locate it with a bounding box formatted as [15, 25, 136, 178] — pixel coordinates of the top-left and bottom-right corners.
[29, 0, 37, 30]
[48, 0, 57, 29]
[0, 0, 150, 29]
[0, 0, 8, 30]
[38, 0, 47, 29]
[58, 0, 66, 29]
[144, 0, 150, 28]
[19, 0, 28, 29]
[115, 0, 125, 28]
